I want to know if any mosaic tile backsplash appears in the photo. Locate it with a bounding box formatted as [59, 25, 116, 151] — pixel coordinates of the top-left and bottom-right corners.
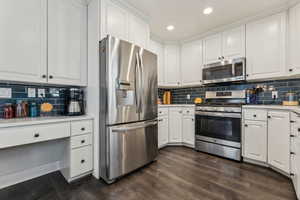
[0, 83, 69, 118]
[158, 79, 300, 105]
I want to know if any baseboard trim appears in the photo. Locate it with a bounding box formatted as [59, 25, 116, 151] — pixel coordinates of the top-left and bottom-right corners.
[0, 162, 60, 190]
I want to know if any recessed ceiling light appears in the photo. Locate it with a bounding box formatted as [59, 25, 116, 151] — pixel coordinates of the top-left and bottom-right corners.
[166, 25, 175, 31]
[203, 7, 213, 15]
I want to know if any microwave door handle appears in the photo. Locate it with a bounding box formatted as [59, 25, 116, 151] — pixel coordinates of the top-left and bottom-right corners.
[232, 60, 235, 76]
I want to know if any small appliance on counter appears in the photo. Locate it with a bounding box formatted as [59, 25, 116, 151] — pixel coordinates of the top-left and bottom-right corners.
[283, 92, 299, 106]
[65, 88, 85, 116]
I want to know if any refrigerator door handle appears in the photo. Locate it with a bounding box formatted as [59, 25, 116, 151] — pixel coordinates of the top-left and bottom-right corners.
[138, 53, 143, 113]
[111, 120, 158, 132]
[134, 53, 140, 113]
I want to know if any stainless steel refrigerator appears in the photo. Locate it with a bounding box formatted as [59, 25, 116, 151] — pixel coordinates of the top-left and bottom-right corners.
[99, 35, 158, 183]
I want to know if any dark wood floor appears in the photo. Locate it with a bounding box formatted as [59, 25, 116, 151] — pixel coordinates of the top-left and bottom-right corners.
[0, 147, 297, 200]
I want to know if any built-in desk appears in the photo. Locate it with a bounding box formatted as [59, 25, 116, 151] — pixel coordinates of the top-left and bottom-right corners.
[0, 116, 94, 189]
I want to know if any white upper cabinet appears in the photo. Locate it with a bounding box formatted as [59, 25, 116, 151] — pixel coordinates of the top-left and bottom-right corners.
[203, 34, 222, 64]
[149, 40, 165, 86]
[128, 14, 150, 48]
[222, 25, 245, 60]
[103, 0, 128, 40]
[203, 25, 245, 65]
[48, 0, 87, 86]
[181, 40, 203, 86]
[164, 44, 181, 86]
[0, 0, 47, 83]
[268, 111, 290, 174]
[288, 3, 300, 75]
[101, 0, 150, 49]
[246, 12, 287, 80]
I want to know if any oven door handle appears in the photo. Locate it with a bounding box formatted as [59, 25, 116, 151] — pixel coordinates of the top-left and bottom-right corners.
[195, 111, 241, 119]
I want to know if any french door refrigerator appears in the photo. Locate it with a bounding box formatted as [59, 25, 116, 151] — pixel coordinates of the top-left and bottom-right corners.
[99, 35, 158, 183]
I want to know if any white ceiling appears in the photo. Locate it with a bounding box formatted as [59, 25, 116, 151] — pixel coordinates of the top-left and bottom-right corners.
[123, 0, 297, 41]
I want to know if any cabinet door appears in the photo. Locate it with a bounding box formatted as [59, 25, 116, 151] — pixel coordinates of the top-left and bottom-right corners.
[0, 0, 47, 83]
[48, 0, 87, 86]
[104, 0, 128, 41]
[128, 14, 149, 48]
[222, 25, 245, 60]
[288, 3, 300, 75]
[181, 40, 203, 86]
[203, 33, 222, 64]
[268, 111, 290, 173]
[182, 115, 195, 147]
[149, 40, 165, 86]
[295, 137, 300, 199]
[168, 108, 182, 143]
[158, 116, 169, 148]
[246, 12, 287, 80]
[243, 121, 267, 162]
[164, 45, 181, 86]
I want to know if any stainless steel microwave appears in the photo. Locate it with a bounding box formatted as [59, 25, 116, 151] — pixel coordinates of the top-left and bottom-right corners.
[202, 57, 246, 85]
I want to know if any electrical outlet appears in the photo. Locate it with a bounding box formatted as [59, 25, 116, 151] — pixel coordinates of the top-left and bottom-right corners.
[28, 88, 36, 98]
[186, 94, 191, 100]
[0, 88, 12, 98]
[38, 88, 46, 98]
[272, 91, 278, 99]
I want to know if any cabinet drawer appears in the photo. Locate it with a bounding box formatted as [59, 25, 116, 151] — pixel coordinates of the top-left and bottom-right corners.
[71, 134, 92, 149]
[244, 109, 267, 121]
[0, 122, 70, 149]
[71, 120, 93, 136]
[70, 145, 93, 178]
[182, 108, 195, 116]
[158, 107, 168, 116]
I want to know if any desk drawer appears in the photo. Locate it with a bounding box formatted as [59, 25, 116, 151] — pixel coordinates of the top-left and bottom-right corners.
[0, 122, 70, 149]
[244, 109, 267, 121]
[71, 134, 92, 149]
[71, 120, 93, 136]
[70, 145, 93, 178]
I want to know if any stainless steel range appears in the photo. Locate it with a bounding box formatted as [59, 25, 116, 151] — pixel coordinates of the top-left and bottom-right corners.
[195, 90, 246, 161]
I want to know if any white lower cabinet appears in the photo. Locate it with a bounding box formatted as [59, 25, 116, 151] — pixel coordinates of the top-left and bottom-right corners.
[182, 115, 195, 147]
[268, 111, 290, 173]
[168, 108, 183, 143]
[158, 116, 169, 148]
[158, 106, 195, 148]
[61, 119, 94, 182]
[70, 145, 93, 178]
[243, 121, 267, 162]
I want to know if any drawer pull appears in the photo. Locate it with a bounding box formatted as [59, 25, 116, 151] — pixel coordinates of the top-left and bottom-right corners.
[291, 120, 296, 123]
[81, 127, 85, 131]
[291, 152, 296, 155]
[298, 128, 300, 132]
[291, 135, 296, 138]
[244, 124, 248, 127]
[81, 159, 85, 164]
[290, 173, 295, 177]
[267, 116, 271, 119]
[34, 133, 40, 138]
[81, 140, 85, 144]
[253, 114, 257, 117]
